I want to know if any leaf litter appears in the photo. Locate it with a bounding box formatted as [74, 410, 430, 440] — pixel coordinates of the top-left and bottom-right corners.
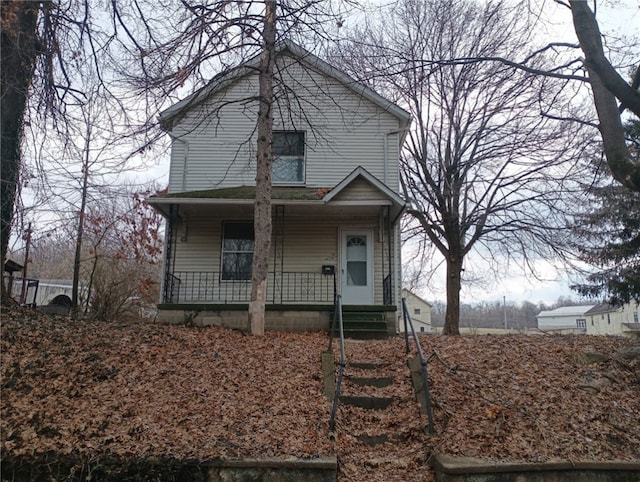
[2, 307, 639, 481]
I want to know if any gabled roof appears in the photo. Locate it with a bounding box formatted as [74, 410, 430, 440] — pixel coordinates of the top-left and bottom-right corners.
[4, 259, 23, 274]
[148, 166, 407, 220]
[402, 288, 433, 307]
[322, 166, 405, 207]
[536, 305, 595, 318]
[162, 186, 326, 201]
[584, 303, 621, 316]
[158, 40, 411, 132]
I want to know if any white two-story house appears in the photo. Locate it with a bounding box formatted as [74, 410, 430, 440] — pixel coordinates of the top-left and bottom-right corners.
[148, 41, 410, 333]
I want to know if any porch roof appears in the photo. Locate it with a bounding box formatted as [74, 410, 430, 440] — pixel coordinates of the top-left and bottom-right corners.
[148, 167, 407, 220]
[162, 186, 326, 201]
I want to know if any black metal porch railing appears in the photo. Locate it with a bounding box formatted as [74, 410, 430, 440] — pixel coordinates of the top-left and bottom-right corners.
[401, 297, 435, 433]
[383, 274, 392, 305]
[163, 271, 336, 304]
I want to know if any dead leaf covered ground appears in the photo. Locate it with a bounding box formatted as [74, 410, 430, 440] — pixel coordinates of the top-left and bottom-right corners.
[2, 307, 639, 481]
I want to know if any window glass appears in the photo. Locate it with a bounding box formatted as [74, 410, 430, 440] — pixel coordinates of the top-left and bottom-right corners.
[273, 131, 304, 183]
[346, 236, 367, 286]
[414, 308, 421, 315]
[222, 222, 254, 280]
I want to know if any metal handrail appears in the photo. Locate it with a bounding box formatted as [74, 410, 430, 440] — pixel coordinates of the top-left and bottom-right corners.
[402, 297, 435, 434]
[328, 293, 346, 431]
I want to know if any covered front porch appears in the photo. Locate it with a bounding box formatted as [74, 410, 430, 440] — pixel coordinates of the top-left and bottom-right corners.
[148, 168, 406, 332]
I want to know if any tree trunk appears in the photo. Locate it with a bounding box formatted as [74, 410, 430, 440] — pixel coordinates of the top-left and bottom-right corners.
[442, 255, 462, 335]
[570, 0, 640, 192]
[0, 2, 41, 304]
[248, 0, 276, 335]
[72, 153, 90, 314]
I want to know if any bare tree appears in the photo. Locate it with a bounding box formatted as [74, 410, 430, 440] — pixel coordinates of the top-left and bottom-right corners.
[337, 0, 587, 334]
[1, 2, 40, 303]
[0, 0, 152, 303]
[567, 0, 640, 192]
[248, 1, 276, 335]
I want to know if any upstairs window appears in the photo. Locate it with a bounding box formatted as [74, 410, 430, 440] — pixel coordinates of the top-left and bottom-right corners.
[273, 131, 305, 184]
[221, 222, 254, 280]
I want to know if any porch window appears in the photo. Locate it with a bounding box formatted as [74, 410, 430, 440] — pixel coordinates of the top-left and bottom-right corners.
[222, 222, 254, 280]
[273, 131, 304, 184]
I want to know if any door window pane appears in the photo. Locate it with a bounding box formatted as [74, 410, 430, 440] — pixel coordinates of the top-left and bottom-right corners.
[346, 236, 367, 286]
[347, 261, 367, 286]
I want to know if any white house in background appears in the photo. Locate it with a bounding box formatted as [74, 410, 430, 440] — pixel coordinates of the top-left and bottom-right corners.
[401, 289, 432, 333]
[585, 302, 640, 337]
[536, 305, 595, 333]
[148, 41, 410, 332]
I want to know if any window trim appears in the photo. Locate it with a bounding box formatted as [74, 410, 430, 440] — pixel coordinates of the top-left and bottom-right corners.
[272, 130, 306, 186]
[220, 221, 254, 281]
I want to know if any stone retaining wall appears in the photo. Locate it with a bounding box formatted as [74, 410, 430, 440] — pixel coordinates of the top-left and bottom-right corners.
[432, 454, 640, 482]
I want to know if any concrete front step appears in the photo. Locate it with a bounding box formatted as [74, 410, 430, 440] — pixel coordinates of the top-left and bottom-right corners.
[343, 329, 389, 340]
[356, 433, 410, 446]
[333, 311, 391, 339]
[339, 395, 394, 410]
[349, 361, 391, 370]
[345, 375, 394, 388]
[337, 310, 387, 321]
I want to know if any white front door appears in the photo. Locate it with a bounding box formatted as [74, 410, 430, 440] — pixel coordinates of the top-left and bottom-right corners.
[341, 230, 374, 304]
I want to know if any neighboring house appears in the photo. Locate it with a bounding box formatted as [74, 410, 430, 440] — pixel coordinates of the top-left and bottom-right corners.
[2, 262, 74, 310]
[36, 280, 74, 306]
[536, 305, 595, 333]
[148, 41, 411, 332]
[585, 302, 640, 337]
[400, 289, 432, 333]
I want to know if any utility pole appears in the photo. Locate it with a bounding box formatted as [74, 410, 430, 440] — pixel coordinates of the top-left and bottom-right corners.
[503, 295, 507, 331]
[19, 222, 32, 304]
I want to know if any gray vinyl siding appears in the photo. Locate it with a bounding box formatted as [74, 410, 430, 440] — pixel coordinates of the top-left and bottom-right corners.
[166, 55, 403, 194]
[331, 178, 390, 202]
[170, 212, 391, 304]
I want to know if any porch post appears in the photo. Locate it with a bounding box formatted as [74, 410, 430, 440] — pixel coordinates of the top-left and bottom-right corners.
[162, 205, 178, 303]
[386, 207, 393, 305]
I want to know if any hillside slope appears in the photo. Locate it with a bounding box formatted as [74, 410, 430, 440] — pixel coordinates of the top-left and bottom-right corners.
[2, 308, 638, 481]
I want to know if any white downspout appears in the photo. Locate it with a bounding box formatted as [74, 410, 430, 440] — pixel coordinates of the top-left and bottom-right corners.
[384, 128, 410, 187]
[167, 130, 189, 192]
